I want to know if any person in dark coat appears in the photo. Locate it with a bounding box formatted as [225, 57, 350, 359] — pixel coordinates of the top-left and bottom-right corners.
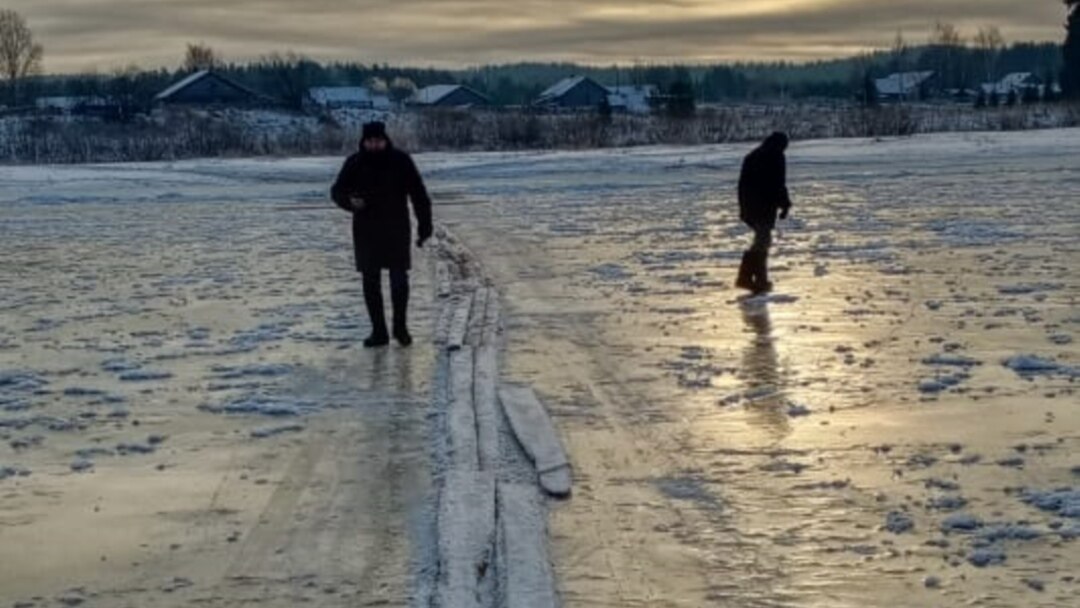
[331, 122, 433, 347]
[736, 131, 792, 294]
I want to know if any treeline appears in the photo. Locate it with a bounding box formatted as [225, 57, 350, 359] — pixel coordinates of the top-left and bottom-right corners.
[18, 40, 1064, 113]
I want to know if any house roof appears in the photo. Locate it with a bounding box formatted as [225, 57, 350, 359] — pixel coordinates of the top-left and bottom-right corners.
[155, 70, 263, 102]
[411, 84, 489, 105]
[537, 76, 609, 102]
[981, 73, 1038, 95]
[875, 71, 935, 96]
[412, 85, 462, 105]
[308, 86, 377, 105]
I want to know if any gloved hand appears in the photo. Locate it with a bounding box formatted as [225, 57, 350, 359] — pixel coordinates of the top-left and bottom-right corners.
[417, 223, 433, 248]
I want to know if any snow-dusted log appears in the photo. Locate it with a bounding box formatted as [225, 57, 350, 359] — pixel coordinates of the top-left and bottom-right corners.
[474, 344, 500, 472]
[447, 293, 474, 352]
[436, 261, 452, 299]
[465, 287, 490, 348]
[438, 471, 496, 608]
[498, 483, 559, 608]
[498, 385, 572, 497]
[448, 347, 478, 471]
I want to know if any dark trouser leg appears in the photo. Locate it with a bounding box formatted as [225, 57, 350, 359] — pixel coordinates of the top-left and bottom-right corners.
[389, 269, 412, 346]
[736, 251, 755, 290]
[362, 269, 389, 346]
[750, 228, 773, 294]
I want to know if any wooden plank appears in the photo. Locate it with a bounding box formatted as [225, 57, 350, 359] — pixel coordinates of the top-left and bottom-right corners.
[481, 287, 501, 347]
[498, 385, 572, 497]
[438, 471, 496, 608]
[474, 345, 499, 472]
[433, 296, 456, 346]
[498, 483, 558, 608]
[447, 293, 473, 352]
[448, 347, 478, 471]
[465, 288, 490, 348]
[435, 262, 452, 299]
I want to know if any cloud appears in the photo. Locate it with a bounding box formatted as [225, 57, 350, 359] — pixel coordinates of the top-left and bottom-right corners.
[5, 0, 1066, 72]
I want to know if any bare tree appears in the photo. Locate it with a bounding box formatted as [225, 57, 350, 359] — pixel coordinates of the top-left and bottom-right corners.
[259, 51, 316, 110]
[973, 26, 1005, 84]
[388, 76, 417, 104]
[184, 43, 220, 72]
[928, 22, 966, 91]
[0, 9, 44, 105]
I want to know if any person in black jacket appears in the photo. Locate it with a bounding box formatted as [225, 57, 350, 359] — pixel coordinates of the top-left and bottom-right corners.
[331, 122, 433, 347]
[736, 132, 792, 294]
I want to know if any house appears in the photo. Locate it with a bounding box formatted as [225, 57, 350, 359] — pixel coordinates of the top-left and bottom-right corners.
[35, 96, 122, 119]
[306, 86, 391, 111]
[606, 85, 659, 114]
[980, 73, 1041, 99]
[875, 71, 936, 102]
[534, 76, 611, 110]
[409, 85, 490, 108]
[155, 70, 266, 107]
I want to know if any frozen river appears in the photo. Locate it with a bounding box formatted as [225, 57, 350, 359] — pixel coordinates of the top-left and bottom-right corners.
[2, 129, 1078, 607]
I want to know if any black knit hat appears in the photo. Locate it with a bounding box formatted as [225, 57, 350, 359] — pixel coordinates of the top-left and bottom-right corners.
[361, 121, 387, 141]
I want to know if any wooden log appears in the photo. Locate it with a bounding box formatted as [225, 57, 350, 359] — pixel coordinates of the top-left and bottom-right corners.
[474, 345, 499, 472]
[498, 483, 558, 608]
[498, 385, 572, 497]
[438, 471, 496, 608]
[436, 261, 452, 299]
[448, 347, 478, 471]
[447, 293, 473, 352]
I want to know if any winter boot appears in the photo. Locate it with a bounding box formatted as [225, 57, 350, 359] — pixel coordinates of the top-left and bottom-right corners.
[362, 272, 390, 348]
[750, 251, 773, 295]
[735, 251, 755, 290]
[390, 272, 412, 347]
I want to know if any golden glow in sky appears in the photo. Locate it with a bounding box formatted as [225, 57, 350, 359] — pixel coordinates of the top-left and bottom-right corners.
[4, 0, 1066, 73]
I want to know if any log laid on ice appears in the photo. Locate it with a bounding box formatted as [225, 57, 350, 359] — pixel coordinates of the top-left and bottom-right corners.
[481, 287, 501, 346]
[447, 293, 474, 352]
[465, 287, 490, 348]
[474, 345, 499, 472]
[448, 347, 478, 471]
[498, 483, 559, 608]
[433, 295, 456, 345]
[438, 471, 496, 608]
[436, 261, 452, 299]
[498, 385, 572, 497]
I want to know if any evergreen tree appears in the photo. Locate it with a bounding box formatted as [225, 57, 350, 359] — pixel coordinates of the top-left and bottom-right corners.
[1064, 1, 1080, 98]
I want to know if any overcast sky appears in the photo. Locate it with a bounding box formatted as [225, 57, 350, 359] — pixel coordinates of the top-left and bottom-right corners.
[7, 0, 1068, 74]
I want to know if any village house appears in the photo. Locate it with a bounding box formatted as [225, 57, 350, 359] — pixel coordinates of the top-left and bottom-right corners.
[305, 86, 392, 112]
[154, 70, 268, 107]
[534, 76, 611, 110]
[408, 85, 490, 109]
[874, 71, 936, 102]
[606, 84, 659, 114]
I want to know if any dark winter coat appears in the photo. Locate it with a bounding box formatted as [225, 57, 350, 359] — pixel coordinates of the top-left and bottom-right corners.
[331, 144, 433, 272]
[738, 138, 791, 231]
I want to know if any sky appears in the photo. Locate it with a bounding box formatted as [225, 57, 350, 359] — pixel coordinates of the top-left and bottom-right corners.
[7, 0, 1068, 74]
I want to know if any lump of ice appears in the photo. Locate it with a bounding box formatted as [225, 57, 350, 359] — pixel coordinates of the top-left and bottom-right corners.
[922, 354, 981, 367]
[209, 363, 293, 380]
[1002, 355, 1078, 378]
[927, 495, 968, 511]
[199, 395, 315, 417]
[118, 370, 173, 382]
[1020, 488, 1080, 519]
[0, 370, 48, 392]
[885, 510, 915, 534]
[976, 524, 1042, 543]
[786, 404, 812, 417]
[941, 513, 983, 532]
[0, 465, 31, 481]
[968, 546, 1006, 567]
[101, 358, 142, 373]
[250, 424, 305, 439]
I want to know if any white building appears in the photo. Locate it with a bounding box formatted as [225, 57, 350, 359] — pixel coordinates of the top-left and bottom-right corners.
[606, 85, 659, 114]
[306, 87, 391, 111]
[875, 71, 936, 101]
